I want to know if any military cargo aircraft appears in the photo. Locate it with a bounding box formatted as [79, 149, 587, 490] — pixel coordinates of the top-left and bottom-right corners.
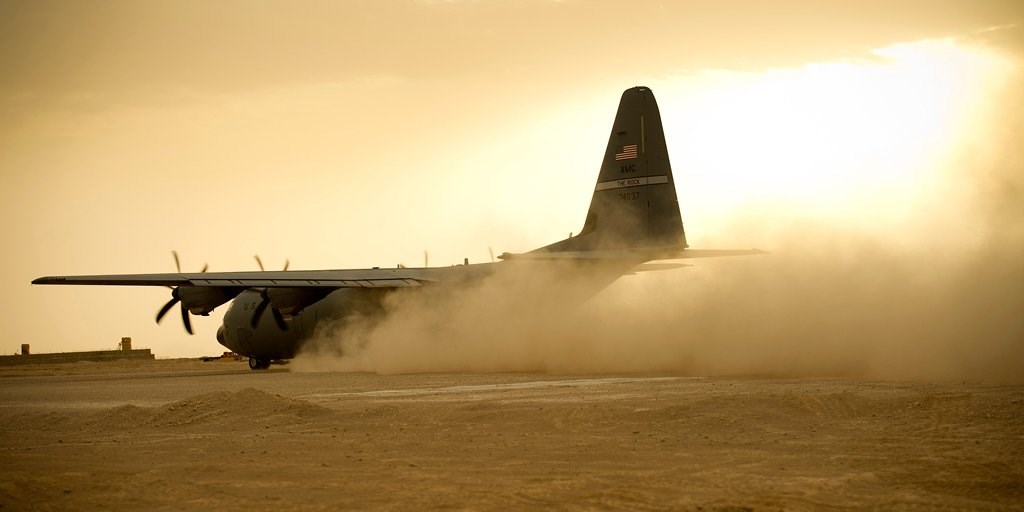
[33, 86, 761, 369]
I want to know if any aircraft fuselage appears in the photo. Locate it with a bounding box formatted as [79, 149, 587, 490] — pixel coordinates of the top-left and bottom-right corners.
[215, 262, 498, 364]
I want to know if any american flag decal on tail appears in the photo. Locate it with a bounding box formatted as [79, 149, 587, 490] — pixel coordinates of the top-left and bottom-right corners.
[614, 144, 638, 161]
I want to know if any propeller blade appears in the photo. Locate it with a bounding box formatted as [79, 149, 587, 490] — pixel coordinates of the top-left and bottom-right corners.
[271, 307, 289, 331]
[424, 250, 429, 268]
[156, 296, 179, 324]
[200, 263, 209, 273]
[180, 302, 193, 335]
[488, 247, 495, 263]
[250, 291, 288, 331]
[254, 255, 265, 271]
[172, 250, 181, 273]
[282, 259, 290, 271]
[251, 296, 269, 328]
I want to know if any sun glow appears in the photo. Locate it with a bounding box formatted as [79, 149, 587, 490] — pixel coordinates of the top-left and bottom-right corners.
[661, 39, 1015, 243]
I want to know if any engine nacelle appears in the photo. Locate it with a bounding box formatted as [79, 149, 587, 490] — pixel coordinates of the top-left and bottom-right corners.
[266, 287, 332, 315]
[177, 286, 243, 316]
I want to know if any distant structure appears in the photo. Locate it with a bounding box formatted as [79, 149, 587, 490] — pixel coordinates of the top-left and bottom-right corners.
[0, 337, 155, 366]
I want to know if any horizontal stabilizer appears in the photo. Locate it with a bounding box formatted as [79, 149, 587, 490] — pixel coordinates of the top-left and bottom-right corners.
[500, 248, 765, 261]
[677, 249, 767, 259]
[632, 262, 691, 272]
[500, 249, 673, 261]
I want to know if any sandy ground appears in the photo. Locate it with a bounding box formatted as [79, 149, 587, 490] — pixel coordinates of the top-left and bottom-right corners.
[0, 359, 1022, 511]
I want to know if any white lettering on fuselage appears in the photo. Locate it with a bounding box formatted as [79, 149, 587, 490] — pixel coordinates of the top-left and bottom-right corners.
[594, 174, 669, 192]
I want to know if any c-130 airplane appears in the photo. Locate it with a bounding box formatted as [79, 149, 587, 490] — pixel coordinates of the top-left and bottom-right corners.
[34, 86, 761, 369]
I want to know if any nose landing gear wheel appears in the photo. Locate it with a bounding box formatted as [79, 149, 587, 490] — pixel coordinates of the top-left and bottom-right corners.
[248, 358, 271, 370]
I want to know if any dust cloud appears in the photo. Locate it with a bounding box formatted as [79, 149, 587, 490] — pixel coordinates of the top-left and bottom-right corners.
[294, 72, 1023, 382]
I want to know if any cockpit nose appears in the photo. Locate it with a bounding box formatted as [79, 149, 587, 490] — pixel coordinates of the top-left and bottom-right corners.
[216, 325, 227, 345]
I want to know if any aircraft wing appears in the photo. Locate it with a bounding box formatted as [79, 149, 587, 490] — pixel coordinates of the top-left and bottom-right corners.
[32, 267, 444, 288]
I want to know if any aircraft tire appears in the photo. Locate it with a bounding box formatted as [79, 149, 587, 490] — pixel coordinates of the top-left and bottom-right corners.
[248, 358, 271, 370]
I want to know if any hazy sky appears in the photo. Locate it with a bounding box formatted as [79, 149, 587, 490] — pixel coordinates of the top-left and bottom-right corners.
[2, 0, 1022, 361]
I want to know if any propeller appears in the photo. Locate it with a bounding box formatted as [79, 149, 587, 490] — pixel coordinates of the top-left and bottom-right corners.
[250, 256, 291, 331]
[155, 251, 207, 335]
[170, 250, 208, 274]
[250, 290, 289, 331]
[488, 247, 495, 263]
[254, 255, 289, 271]
[155, 288, 192, 334]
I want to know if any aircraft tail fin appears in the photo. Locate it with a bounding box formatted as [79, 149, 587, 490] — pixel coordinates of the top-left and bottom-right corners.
[533, 86, 686, 258]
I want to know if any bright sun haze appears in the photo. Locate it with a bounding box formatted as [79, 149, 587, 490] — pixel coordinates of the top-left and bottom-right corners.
[667, 39, 1014, 244]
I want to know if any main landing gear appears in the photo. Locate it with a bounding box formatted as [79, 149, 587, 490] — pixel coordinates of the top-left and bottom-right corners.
[248, 358, 271, 370]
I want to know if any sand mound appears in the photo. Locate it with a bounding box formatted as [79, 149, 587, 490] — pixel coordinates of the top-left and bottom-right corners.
[83, 388, 333, 430]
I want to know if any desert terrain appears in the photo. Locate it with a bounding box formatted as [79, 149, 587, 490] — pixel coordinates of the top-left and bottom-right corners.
[0, 359, 1021, 511]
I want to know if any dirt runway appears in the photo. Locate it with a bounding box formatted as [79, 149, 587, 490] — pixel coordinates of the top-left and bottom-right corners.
[1, 359, 1021, 510]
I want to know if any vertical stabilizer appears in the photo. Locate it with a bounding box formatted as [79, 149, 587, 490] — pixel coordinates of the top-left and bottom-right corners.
[536, 86, 687, 256]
